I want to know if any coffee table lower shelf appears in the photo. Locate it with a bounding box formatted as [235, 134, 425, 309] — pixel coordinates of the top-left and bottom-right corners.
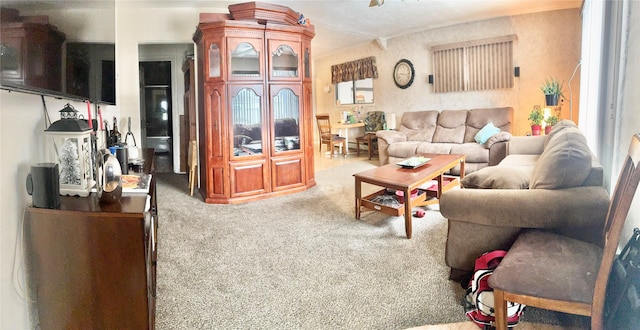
[359, 175, 459, 217]
[361, 189, 426, 217]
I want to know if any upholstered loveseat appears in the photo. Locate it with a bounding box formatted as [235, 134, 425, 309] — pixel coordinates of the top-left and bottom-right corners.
[376, 107, 513, 174]
[440, 120, 610, 281]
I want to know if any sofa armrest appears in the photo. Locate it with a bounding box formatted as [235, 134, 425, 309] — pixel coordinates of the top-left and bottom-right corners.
[443, 186, 609, 273]
[488, 141, 508, 166]
[440, 186, 609, 229]
[376, 130, 407, 144]
[507, 135, 546, 155]
[376, 130, 408, 165]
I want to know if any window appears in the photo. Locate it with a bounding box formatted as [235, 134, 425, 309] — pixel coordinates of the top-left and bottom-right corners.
[331, 56, 378, 105]
[432, 35, 517, 93]
[336, 78, 374, 105]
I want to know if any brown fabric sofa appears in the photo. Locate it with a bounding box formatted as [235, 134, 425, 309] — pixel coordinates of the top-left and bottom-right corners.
[440, 120, 610, 281]
[376, 107, 514, 174]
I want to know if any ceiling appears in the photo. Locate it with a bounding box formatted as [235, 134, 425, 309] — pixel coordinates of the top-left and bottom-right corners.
[3, 0, 582, 58]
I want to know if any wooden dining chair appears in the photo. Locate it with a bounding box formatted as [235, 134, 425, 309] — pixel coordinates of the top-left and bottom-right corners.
[489, 133, 640, 330]
[315, 113, 346, 158]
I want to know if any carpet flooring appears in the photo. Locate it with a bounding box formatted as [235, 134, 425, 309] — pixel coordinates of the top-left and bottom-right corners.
[153, 160, 589, 329]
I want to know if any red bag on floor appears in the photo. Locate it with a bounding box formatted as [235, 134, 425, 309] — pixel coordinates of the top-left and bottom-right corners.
[463, 250, 525, 329]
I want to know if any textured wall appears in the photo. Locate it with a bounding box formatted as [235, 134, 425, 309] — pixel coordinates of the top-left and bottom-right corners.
[314, 9, 582, 137]
[618, 1, 640, 249]
[0, 92, 93, 329]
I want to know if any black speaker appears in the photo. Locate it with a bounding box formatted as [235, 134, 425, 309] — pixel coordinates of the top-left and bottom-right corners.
[115, 147, 129, 174]
[26, 163, 60, 209]
[514, 67, 520, 77]
[428, 74, 434, 84]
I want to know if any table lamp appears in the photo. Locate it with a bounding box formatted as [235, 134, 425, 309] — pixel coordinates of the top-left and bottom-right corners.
[44, 103, 95, 197]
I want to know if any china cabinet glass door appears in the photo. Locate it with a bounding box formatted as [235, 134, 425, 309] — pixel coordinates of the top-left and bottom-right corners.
[272, 87, 300, 153]
[232, 87, 263, 157]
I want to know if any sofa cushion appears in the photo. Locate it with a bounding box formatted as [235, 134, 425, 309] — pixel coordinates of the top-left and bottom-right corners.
[450, 143, 489, 163]
[499, 154, 540, 167]
[398, 110, 439, 142]
[530, 127, 592, 189]
[508, 135, 546, 155]
[474, 122, 500, 144]
[464, 107, 514, 142]
[461, 165, 531, 189]
[544, 119, 577, 149]
[432, 110, 468, 143]
[415, 142, 455, 155]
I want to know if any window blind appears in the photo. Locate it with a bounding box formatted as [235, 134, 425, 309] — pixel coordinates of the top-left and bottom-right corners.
[432, 35, 517, 93]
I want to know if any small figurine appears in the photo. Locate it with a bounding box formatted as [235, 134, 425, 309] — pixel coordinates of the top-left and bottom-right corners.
[297, 13, 310, 27]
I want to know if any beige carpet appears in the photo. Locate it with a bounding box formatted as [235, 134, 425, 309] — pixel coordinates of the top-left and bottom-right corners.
[153, 159, 589, 329]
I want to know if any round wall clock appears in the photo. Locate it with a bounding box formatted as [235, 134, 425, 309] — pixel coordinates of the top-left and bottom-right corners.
[393, 59, 415, 89]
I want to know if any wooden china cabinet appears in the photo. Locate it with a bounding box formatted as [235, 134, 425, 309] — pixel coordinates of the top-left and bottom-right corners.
[193, 2, 316, 204]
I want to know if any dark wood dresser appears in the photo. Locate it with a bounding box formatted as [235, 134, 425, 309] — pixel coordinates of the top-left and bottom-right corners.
[25, 149, 158, 329]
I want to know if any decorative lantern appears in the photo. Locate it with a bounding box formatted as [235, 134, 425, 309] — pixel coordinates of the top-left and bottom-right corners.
[45, 103, 95, 197]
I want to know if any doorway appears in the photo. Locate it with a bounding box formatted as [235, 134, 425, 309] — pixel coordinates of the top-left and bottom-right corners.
[139, 61, 173, 172]
[138, 43, 194, 174]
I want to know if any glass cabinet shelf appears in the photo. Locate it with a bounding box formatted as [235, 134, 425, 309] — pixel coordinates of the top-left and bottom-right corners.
[270, 44, 298, 78]
[231, 42, 260, 77]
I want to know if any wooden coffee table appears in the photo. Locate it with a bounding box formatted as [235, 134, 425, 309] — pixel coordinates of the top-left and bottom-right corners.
[354, 153, 465, 239]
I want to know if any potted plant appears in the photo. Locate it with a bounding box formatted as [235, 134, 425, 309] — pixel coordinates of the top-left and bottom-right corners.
[529, 107, 544, 136]
[540, 77, 564, 106]
[545, 115, 559, 135]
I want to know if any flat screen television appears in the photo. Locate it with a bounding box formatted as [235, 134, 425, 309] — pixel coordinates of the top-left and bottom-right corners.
[65, 42, 116, 104]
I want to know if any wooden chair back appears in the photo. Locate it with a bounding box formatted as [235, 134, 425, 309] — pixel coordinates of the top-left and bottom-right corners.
[315, 113, 346, 157]
[593, 132, 640, 326]
[316, 113, 332, 140]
